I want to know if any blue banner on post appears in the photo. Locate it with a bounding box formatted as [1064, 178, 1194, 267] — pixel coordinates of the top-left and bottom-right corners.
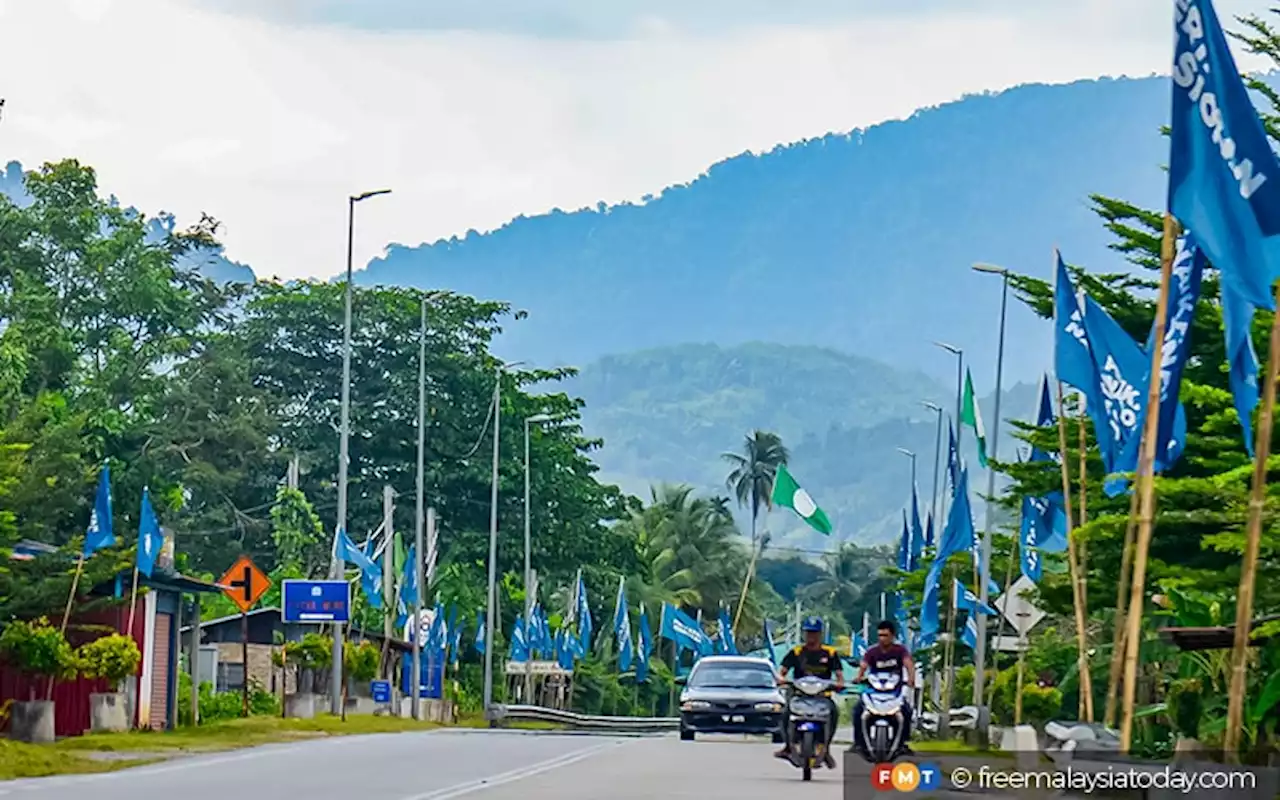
[282, 580, 351, 623]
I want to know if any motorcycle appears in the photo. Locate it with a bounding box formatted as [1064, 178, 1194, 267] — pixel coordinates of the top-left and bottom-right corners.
[854, 672, 908, 763]
[781, 676, 845, 782]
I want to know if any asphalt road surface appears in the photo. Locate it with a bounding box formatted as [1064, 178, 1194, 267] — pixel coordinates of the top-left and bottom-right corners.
[0, 731, 986, 799]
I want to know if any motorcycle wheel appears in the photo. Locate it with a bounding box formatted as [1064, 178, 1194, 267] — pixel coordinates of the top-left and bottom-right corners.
[801, 730, 815, 782]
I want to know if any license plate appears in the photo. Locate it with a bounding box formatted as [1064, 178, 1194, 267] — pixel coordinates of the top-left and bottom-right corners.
[721, 714, 746, 722]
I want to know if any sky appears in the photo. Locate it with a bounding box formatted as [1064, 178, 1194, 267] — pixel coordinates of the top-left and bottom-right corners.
[0, 0, 1275, 281]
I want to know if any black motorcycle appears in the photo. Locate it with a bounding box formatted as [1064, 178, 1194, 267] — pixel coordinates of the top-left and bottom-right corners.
[780, 676, 846, 782]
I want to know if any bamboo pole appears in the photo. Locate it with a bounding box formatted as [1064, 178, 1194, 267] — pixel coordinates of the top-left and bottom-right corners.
[1056, 381, 1094, 723]
[1223, 281, 1280, 760]
[1118, 212, 1177, 753]
[939, 564, 958, 736]
[1103, 490, 1140, 728]
[732, 535, 761, 635]
[125, 567, 141, 639]
[59, 555, 86, 635]
[1078, 399, 1089, 595]
[989, 519, 1020, 711]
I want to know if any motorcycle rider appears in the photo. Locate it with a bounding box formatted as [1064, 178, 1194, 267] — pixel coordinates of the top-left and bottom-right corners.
[851, 619, 915, 757]
[774, 617, 843, 768]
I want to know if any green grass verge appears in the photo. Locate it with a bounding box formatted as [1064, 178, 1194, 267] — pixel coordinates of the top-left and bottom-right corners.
[0, 739, 159, 780]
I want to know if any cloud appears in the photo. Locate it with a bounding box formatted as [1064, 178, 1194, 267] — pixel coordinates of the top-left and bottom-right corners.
[0, 0, 1274, 281]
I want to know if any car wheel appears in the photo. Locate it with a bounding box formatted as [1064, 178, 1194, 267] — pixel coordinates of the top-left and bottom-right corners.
[680, 729, 695, 741]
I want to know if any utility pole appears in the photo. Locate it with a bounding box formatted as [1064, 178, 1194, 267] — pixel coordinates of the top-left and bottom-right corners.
[383, 485, 394, 675]
[482, 367, 502, 721]
[412, 297, 426, 721]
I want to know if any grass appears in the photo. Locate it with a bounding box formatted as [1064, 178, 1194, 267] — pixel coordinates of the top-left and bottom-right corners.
[0, 739, 159, 780]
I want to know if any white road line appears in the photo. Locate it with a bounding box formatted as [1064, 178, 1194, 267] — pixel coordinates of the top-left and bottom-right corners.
[398, 740, 628, 800]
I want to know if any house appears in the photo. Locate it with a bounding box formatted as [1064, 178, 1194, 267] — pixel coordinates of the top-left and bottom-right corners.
[0, 540, 224, 736]
[182, 607, 411, 696]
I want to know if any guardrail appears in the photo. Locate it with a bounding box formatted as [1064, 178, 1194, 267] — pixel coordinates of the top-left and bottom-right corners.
[490, 704, 681, 732]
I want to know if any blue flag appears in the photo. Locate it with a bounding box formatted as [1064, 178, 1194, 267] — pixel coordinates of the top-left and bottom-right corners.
[947, 422, 960, 491]
[474, 606, 486, 654]
[336, 528, 383, 609]
[1110, 232, 1204, 492]
[954, 578, 997, 616]
[924, 510, 935, 550]
[1223, 280, 1260, 453]
[575, 573, 593, 653]
[1031, 375, 1057, 464]
[83, 464, 115, 557]
[897, 511, 911, 571]
[961, 614, 979, 650]
[1019, 496, 1047, 583]
[909, 487, 925, 568]
[762, 619, 778, 668]
[1169, 0, 1280, 313]
[612, 578, 633, 672]
[397, 545, 418, 629]
[509, 615, 528, 662]
[451, 613, 463, 667]
[637, 605, 653, 682]
[660, 603, 713, 656]
[920, 468, 977, 643]
[136, 487, 165, 578]
[717, 606, 737, 655]
[1054, 254, 1099, 403]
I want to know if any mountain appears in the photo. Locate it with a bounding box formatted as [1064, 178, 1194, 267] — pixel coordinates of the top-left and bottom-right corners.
[568, 342, 1039, 548]
[359, 75, 1180, 385]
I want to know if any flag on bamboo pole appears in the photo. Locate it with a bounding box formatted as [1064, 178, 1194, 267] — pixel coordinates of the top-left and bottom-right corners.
[910, 486, 925, 567]
[136, 488, 165, 578]
[771, 464, 831, 534]
[897, 511, 911, 571]
[637, 604, 653, 681]
[84, 464, 114, 557]
[612, 577, 633, 672]
[960, 369, 988, 467]
[920, 468, 977, 643]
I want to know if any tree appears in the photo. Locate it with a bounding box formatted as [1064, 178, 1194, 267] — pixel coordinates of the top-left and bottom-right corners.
[722, 430, 788, 550]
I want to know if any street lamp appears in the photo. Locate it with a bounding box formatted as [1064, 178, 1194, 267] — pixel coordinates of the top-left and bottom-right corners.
[922, 401, 944, 541]
[969, 262, 1011, 743]
[523, 412, 557, 703]
[482, 360, 525, 722]
[331, 187, 391, 717]
[896, 447, 917, 489]
[932, 340, 963, 738]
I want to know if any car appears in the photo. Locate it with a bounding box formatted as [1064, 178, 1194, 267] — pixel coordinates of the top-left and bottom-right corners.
[677, 655, 785, 742]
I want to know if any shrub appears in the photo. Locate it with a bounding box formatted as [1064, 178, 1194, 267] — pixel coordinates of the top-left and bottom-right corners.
[344, 641, 380, 684]
[77, 634, 141, 686]
[1019, 683, 1063, 728]
[0, 618, 78, 693]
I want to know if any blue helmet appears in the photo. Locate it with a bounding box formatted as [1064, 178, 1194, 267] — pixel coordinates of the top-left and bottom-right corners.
[801, 616, 824, 632]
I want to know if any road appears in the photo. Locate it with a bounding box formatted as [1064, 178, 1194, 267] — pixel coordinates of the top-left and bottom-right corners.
[0, 731, 896, 800]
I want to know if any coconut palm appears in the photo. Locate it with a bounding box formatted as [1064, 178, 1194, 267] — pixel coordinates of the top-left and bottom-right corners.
[722, 430, 789, 549]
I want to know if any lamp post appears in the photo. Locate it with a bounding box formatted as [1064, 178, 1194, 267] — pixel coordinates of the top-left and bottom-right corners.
[523, 413, 555, 703]
[896, 447, 917, 491]
[482, 360, 525, 722]
[922, 401, 944, 540]
[969, 262, 1011, 742]
[330, 187, 391, 717]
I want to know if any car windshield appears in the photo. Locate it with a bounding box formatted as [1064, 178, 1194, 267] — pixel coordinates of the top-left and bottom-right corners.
[689, 664, 775, 689]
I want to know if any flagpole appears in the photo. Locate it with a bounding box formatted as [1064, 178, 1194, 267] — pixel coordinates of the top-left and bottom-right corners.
[59, 555, 86, 635]
[1223, 290, 1280, 761]
[732, 534, 762, 635]
[1055, 380, 1094, 723]
[939, 565, 958, 736]
[125, 567, 141, 638]
[1118, 212, 1177, 752]
[1103, 489, 1140, 728]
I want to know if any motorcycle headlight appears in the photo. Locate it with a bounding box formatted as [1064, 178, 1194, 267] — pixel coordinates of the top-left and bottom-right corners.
[789, 697, 828, 715]
[681, 700, 711, 711]
[754, 702, 782, 712]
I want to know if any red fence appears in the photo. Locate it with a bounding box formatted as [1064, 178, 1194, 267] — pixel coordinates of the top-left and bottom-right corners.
[0, 604, 147, 737]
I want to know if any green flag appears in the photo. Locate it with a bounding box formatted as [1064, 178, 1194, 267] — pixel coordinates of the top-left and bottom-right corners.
[393, 531, 406, 576]
[771, 464, 832, 535]
[961, 368, 988, 467]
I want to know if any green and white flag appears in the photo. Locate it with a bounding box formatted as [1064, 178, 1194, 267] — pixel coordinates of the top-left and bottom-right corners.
[771, 464, 832, 535]
[961, 368, 988, 467]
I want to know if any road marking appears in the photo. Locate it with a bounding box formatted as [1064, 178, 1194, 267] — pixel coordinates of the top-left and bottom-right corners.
[398, 740, 627, 800]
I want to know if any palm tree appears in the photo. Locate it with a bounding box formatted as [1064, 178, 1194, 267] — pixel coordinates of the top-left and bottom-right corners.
[798, 543, 885, 620]
[722, 430, 789, 550]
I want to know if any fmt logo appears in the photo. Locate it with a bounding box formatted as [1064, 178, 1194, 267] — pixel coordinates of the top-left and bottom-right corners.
[870, 762, 941, 792]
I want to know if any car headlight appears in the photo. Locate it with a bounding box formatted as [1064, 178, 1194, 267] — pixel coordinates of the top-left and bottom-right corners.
[755, 702, 782, 712]
[681, 700, 711, 711]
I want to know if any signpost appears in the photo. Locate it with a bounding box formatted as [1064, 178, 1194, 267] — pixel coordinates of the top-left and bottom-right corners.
[281, 580, 351, 624]
[218, 556, 272, 717]
[371, 679, 391, 705]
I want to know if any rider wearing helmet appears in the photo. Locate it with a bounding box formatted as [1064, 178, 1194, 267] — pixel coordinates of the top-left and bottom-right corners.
[851, 619, 916, 756]
[774, 616, 844, 767]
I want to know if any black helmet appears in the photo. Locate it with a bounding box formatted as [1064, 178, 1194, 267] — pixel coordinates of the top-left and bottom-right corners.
[801, 616, 824, 632]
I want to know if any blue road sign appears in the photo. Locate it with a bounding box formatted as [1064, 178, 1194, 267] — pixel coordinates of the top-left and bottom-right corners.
[371, 680, 392, 704]
[281, 580, 351, 623]
[401, 651, 445, 699]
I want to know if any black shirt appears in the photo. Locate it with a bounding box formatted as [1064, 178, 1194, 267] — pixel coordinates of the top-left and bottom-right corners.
[781, 644, 842, 679]
[862, 643, 909, 677]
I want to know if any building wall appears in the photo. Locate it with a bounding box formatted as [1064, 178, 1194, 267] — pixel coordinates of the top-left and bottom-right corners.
[213, 643, 296, 694]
